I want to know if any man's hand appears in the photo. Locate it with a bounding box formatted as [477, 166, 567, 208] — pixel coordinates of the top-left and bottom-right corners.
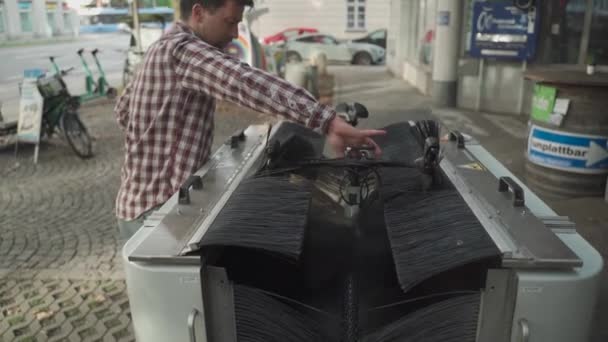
[326, 116, 386, 158]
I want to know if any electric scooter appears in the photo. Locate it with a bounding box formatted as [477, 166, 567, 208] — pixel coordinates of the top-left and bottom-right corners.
[91, 49, 117, 99]
[76, 48, 117, 102]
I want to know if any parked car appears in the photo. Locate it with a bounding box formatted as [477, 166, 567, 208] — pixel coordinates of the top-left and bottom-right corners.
[351, 29, 387, 49]
[263, 27, 319, 45]
[283, 33, 385, 65]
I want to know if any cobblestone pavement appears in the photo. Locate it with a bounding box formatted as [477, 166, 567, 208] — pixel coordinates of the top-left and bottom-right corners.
[0, 99, 269, 341]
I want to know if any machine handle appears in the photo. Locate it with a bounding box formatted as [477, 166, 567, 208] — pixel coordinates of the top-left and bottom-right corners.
[336, 102, 369, 127]
[518, 318, 530, 342]
[498, 176, 525, 207]
[188, 308, 200, 342]
[228, 129, 246, 149]
[179, 175, 203, 205]
[61, 67, 75, 76]
[449, 130, 465, 148]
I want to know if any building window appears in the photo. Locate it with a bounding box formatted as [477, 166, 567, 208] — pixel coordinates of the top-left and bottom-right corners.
[550, 1, 586, 64]
[47, 12, 56, 33]
[20, 11, 32, 32]
[588, 1, 608, 65]
[347, 0, 366, 30]
[64, 13, 72, 33]
[19, 1, 32, 33]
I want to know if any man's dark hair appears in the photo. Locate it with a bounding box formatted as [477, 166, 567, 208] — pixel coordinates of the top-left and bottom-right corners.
[180, 0, 254, 20]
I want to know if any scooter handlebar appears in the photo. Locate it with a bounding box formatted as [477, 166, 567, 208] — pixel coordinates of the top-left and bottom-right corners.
[61, 67, 75, 76]
[91, 49, 99, 56]
[77, 48, 84, 56]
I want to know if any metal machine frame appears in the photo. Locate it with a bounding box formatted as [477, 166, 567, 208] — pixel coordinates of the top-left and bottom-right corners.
[123, 121, 603, 342]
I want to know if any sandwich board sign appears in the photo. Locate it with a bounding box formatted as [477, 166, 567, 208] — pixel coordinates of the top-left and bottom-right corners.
[17, 68, 45, 164]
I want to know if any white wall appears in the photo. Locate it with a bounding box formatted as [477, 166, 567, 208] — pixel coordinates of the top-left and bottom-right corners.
[251, 0, 390, 40]
[386, 0, 402, 75]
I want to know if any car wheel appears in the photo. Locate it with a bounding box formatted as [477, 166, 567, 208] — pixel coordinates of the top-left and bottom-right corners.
[286, 51, 302, 63]
[353, 52, 373, 65]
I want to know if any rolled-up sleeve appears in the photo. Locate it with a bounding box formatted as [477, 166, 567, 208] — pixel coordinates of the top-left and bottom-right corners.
[172, 40, 335, 133]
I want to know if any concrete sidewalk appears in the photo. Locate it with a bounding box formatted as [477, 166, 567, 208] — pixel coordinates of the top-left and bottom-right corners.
[330, 65, 608, 342]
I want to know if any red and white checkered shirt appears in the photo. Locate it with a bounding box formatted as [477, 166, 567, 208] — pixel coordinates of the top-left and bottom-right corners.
[115, 22, 336, 220]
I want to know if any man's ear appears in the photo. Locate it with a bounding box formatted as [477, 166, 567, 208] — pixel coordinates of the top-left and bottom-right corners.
[191, 3, 205, 21]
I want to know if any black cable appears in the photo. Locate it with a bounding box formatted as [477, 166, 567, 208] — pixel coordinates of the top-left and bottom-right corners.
[367, 290, 479, 312]
[339, 168, 359, 206]
[359, 167, 380, 206]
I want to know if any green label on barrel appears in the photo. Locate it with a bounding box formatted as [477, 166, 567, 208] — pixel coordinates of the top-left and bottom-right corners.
[531, 85, 557, 123]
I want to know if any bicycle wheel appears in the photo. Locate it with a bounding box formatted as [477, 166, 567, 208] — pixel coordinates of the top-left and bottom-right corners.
[61, 112, 93, 159]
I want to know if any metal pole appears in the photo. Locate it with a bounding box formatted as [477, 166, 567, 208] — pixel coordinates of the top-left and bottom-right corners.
[518, 60, 527, 115]
[577, 0, 593, 65]
[476, 58, 485, 112]
[34, 143, 39, 164]
[133, 0, 143, 53]
[14, 140, 19, 166]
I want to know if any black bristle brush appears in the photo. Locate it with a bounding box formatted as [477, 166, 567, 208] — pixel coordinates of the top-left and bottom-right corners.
[373, 122, 423, 162]
[410, 120, 443, 190]
[233, 284, 340, 342]
[199, 174, 312, 261]
[362, 293, 482, 342]
[383, 189, 501, 292]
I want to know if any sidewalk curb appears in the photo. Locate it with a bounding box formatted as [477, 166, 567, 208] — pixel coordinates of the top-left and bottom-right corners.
[0, 36, 77, 49]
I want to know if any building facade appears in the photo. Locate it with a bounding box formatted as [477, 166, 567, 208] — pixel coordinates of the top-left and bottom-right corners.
[388, 0, 608, 114]
[251, 0, 390, 41]
[0, 0, 79, 41]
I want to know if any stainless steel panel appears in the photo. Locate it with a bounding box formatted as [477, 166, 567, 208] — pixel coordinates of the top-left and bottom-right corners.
[477, 269, 518, 342]
[128, 124, 271, 263]
[202, 265, 237, 342]
[441, 139, 582, 268]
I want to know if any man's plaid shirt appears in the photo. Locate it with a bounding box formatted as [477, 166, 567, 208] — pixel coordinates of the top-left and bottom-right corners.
[115, 22, 335, 220]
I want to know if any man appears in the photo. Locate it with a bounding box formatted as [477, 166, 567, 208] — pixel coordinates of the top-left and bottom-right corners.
[114, 0, 386, 239]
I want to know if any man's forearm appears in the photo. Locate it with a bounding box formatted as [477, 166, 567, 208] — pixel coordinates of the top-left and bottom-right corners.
[174, 41, 336, 132]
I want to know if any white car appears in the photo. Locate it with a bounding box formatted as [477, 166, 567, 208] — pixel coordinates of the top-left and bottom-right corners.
[283, 33, 385, 65]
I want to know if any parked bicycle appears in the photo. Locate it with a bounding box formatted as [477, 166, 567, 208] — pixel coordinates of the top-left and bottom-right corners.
[37, 62, 94, 158]
[4, 60, 94, 158]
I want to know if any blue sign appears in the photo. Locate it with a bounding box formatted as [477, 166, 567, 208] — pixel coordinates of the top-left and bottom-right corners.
[527, 125, 608, 174]
[470, 2, 539, 60]
[438, 11, 450, 26]
[23, 69, 44, 79]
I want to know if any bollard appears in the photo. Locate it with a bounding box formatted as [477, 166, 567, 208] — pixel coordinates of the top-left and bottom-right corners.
[306, 65, 319, 99]
[284, 62, 308, 88]
[312, 52, 328, 76]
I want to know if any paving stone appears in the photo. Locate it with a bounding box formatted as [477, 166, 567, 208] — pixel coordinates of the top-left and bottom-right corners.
[1, 99, 270, 341]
